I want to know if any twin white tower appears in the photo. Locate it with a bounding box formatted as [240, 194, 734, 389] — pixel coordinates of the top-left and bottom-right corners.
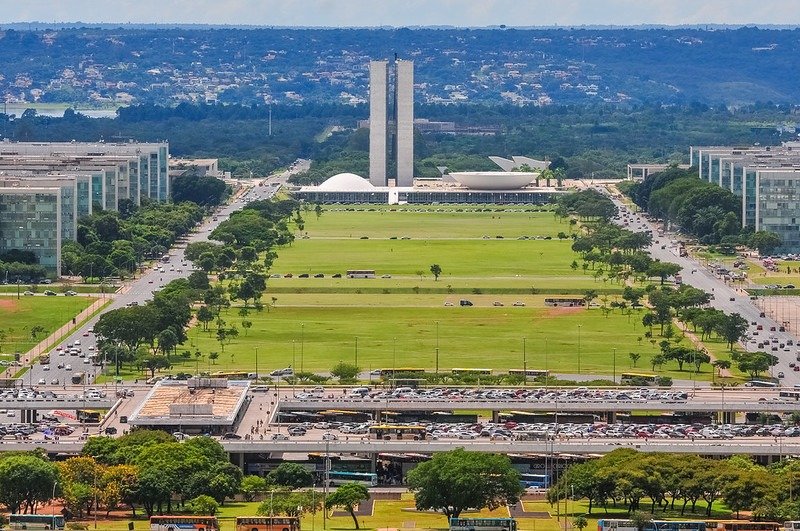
[369, 59, 414, 187]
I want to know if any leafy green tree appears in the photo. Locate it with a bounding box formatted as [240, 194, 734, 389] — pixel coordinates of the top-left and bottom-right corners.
[197, 306, 214, 332]
[748, 231, 782, 256]
[629, 352, 641, 367]
[646, 261, 682, 285]
[326, 483, 370, 529]
[137, 354, 171, 378]
[268, 463, 314, 489]
[241, 475, 268, 502]
[732, 351, 778, 379]
[430, 263, 442, 281]
[715, 313, 749, 351]
[331, 361, 360, 383]
[189, 494, 220, 515]
[573, 515, 589, 531]
[406, 448, 523, 520]
[0, 455, 60, 515]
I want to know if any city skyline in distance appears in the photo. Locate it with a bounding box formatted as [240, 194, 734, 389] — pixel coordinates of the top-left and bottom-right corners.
[1, 0, 800, 27]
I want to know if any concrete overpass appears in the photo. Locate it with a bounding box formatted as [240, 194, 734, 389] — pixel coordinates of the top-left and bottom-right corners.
[278, 395, 797, 414]
[12, 437, 800, 458]
[0, 398, 116, 410]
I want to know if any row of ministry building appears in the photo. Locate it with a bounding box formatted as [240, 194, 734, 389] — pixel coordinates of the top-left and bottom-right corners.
[0, 141, 170, 276]
[690, 142, 800, 252]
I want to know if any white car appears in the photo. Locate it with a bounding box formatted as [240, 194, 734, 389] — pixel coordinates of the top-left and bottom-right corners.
[64, 364, 72, 371]
[37, 378, 46, 385]
[322, 433, 339, 441]
[272, 433, 289, 441]
[42, 365, 50, 371]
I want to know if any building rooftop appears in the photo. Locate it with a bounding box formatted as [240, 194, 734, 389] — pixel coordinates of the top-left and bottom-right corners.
[129, 379, 250, 426]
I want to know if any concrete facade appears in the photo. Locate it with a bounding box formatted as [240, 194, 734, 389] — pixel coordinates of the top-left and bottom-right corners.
[368, 59, 414, 186]
[0, 141, 170, 276]
[689, 143, 800, 252]
[368, 60, 388, 186]
[394, 59, 415, 186]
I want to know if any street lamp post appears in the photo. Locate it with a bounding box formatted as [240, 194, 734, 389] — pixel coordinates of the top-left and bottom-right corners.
[435, 320, 440, 374]
[522, 337, 527, 386]
[255, 346, 259, 380]
[51, 481, 58, 526]
[613, 347, 617, 384]
[577, 325, 582, 373]
[300, 323, 305, 373]
[354, 336, 358, 367]
[544, 337, 549, 389]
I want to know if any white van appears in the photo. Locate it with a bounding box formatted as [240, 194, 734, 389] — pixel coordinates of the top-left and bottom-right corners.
[392, 387, 414, 396]
[348, 387, 370, 397]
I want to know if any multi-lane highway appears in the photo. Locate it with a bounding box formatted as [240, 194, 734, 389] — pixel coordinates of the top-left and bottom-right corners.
[607, 190, 800, 383]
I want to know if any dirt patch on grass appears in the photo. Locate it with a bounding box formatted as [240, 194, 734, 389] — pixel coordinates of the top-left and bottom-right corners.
[0, 299, 18, 311]
[543, 306, 584, 317]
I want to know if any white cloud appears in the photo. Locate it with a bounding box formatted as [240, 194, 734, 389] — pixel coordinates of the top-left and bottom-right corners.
[0, 0, 798, 26]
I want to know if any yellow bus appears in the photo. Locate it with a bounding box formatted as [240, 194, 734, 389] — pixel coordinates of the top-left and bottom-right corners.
[619, 372, 659, 385]
[369, 424, 427, 440]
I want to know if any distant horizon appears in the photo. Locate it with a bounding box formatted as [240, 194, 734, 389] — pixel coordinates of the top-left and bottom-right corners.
[2, 21, 799, 30]
[1, 0, 798, 28]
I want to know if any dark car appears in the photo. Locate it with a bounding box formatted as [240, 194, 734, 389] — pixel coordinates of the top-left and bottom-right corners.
[332, 273, 342, 278]
[104, 427, 117, 435]
[298, 273, 309, 278]
[314, 273, 324, 278]
[222, 432, 242, 440]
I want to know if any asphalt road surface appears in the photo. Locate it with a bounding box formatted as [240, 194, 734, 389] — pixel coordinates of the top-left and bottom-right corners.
[605, 188, 800, 384]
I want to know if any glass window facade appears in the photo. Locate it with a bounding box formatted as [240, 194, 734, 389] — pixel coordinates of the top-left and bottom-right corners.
[0, 190, 60, 274]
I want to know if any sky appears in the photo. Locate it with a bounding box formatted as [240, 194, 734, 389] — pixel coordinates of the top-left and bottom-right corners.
[0, 0, 798, 27]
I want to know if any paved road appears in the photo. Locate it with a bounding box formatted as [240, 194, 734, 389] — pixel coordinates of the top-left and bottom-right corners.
[25, 160, 308, 392]
[606, 190, 800, 384]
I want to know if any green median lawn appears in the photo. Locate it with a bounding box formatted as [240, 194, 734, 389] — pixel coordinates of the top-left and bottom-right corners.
[0, 295, 94, 357]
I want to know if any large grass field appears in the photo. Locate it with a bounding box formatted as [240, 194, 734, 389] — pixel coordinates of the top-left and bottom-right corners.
[165, 205, 728, 382]
[269, 207, 611, 293]
[175, 294, 714, 382]
[0, 296, 94, 357]
[303, 206, 562, 239]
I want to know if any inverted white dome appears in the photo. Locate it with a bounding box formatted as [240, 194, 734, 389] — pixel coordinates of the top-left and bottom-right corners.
[449, 171, 538, 190]
[317, 173, 375, 191]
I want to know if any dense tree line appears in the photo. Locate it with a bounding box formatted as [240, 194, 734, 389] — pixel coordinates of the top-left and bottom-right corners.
[2, 100, 793, 182]
[550, 449, 800, 521]
[625, 167, 782, 253]
[94, 278, 196, 377]
[62, 202, 204, 280]
[170, 171, 230, 207]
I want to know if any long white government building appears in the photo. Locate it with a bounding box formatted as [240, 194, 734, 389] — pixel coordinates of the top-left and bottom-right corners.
[0, 141, 170, 276]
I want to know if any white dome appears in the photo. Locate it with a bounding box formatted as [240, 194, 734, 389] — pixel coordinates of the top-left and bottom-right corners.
[449, 171, 538, 190]
[317, 173, 375, 191]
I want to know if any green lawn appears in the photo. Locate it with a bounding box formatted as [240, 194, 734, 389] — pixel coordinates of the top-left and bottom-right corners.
[272, 208, 611, 294]
[304, 206, 563, 239]
[174, 295, 714, 381]
[70, 493, 734, 531]
[270, 239, 605, 292]
[0, 296, 94, 356]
